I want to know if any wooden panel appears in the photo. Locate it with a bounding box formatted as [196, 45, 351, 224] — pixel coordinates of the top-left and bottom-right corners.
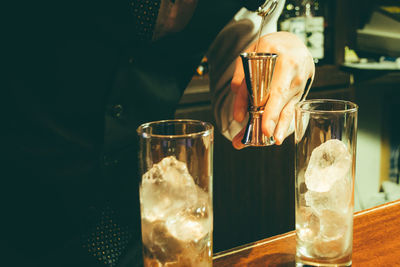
[176, 104, 296, 253]
[211, 133, 295, 253]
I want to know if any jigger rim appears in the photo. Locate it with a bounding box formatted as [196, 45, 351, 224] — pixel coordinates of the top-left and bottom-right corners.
[240, 52, 278, 59]
[137, 119, 213, 139]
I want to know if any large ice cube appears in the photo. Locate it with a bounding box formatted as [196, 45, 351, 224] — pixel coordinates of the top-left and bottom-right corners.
[305, 139, 351, 193]
[319, 209, 349, 241]
[166, 186, 211, 242]
[305, 176, 352, 214]
[312, 218, 351, 259]
[166, 213, 210, 242]
[313, 236, 347, 258]
[141, 219, 183, 264]
[311, 210, 352, 258]
[140, 156, 212, 266]
[140, 156, 198, 222]
[296, 207, 320, 243]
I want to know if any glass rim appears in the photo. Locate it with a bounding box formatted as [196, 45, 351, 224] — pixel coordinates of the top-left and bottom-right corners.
[136, 119, 213, 139]
[240, 52, 278, 59]
[295, 99, 358, 114]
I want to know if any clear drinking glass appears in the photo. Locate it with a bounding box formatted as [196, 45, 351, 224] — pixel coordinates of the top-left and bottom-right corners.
[294, 99, 358, 267]
[137, 119, 214, 267]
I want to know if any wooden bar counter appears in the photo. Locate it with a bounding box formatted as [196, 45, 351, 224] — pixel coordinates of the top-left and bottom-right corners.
[213, 199, 400, 266]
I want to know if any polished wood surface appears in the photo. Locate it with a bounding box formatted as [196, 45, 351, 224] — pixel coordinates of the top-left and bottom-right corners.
[213, 199, 400, 266]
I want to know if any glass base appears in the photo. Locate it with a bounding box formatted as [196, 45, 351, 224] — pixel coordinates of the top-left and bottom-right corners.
[296, 255, 352, 267]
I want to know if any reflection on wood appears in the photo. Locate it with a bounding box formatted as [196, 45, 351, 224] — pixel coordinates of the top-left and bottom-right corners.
[213, 199, 400, 266]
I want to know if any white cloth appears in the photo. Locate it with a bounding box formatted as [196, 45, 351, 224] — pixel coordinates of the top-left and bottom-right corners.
[207, 1, 285, 141]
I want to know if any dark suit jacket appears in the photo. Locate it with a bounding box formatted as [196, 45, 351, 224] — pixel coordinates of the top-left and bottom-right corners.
[2, 0, 263, 266]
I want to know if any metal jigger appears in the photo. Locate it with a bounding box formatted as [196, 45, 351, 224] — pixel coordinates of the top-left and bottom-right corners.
[240, 52, 278, 146]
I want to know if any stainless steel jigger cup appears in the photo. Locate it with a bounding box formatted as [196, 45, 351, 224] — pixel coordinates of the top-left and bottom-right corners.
[240, 52, 278, 146]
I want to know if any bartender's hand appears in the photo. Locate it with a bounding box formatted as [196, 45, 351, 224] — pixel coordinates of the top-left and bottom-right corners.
[231, 31, 315, 149]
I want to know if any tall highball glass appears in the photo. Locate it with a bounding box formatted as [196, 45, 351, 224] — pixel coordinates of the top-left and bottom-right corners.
[137, 119, 214, 267]
[294, 99, 358, 266]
